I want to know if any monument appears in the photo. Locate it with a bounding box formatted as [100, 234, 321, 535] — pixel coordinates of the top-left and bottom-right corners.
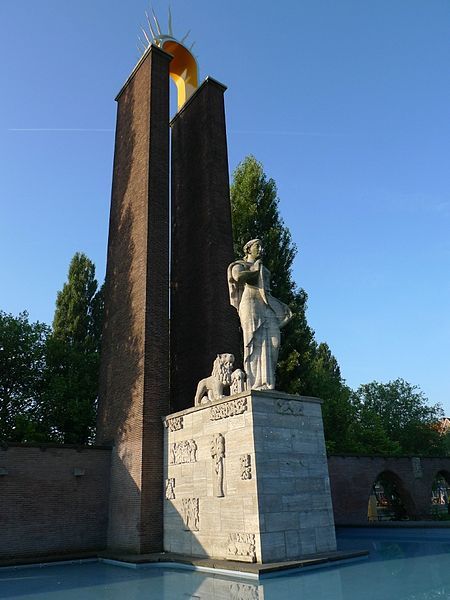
[163, 240, 336, 562]
[97, 13, 336, 562]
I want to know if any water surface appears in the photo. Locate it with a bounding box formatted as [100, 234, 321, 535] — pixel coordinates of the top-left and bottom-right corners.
[1, 528, 450, 599]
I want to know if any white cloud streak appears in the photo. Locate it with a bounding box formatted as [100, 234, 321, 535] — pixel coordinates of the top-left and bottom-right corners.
[8, 128, 114, 132]
[229, 129, 341, 137]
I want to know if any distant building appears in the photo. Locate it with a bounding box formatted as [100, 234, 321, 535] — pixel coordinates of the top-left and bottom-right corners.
[437, 417, 450, 435]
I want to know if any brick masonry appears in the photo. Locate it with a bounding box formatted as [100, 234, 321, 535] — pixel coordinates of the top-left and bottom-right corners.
[96, 45, 171, 553]
[170, 77, 241, 413]
[163, 391, 336, 563]
[0, 445, 110, 559]
[3, 448, 450, 561]
[328, 455, 450, 524]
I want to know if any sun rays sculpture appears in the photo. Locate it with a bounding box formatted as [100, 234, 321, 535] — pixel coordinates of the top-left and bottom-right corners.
[139, 8, 198, 110]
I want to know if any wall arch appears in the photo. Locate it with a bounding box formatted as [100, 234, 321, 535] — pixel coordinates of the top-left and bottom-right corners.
[430, 470, 450, 518]
[369, 470, 416, 521]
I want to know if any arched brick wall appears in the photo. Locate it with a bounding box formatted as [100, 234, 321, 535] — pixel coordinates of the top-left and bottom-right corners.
[327, 455, 450, 525]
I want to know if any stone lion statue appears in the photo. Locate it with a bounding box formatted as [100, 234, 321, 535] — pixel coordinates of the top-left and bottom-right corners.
[194, 354, 235, 406]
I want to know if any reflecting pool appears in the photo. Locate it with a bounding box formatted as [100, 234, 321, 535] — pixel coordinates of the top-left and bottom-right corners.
[1, 528, 450, 599]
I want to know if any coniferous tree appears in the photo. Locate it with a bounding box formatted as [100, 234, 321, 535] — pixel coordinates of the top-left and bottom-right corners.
[42, 253, 103, 443]
[230, 156, 352, 450]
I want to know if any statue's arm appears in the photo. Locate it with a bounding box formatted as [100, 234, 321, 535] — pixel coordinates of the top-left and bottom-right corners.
[231, 263, 259, 285]
[279, 305, 294, 329]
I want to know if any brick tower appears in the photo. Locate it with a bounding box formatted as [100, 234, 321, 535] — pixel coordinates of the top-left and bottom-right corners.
[170, 77, 241, 412]
[97, 41, 240, 553]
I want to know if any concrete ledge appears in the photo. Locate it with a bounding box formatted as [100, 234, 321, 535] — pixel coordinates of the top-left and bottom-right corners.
[98, 549, 369, 579]
[0, 550, 101, 569]
[0, 548, 369, 578]
[165, 389, 322, 421]
[337, 521, 450, 528]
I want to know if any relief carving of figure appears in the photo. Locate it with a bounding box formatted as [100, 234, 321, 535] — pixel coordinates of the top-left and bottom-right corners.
[181, 498, 199, 531]
[188, 439, 197, 463]
[210, 433, 225, 497]
[228, 239, 293, 391]
[240, 454, 252, 480]
[194, 353, 235, 405]
[165, 478, 175, 500]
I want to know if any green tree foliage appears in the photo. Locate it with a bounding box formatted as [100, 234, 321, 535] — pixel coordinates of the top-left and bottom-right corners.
[350, 379, 446, 456]
[346, 404, 402, 455]
[0, 254, 103, 445]
[53, 254, 102, 350]
[42, 253, 104, 444]
[230, 156, 351, 450]
[230, 156, 449, 457]
[307, 342, 354, 453]
[231, 155, 297, 302]
[231, 155, 310, 391]
[0, 311, 50, 442]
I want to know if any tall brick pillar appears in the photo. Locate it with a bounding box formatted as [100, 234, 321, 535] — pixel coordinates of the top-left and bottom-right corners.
[170, 77, 241, 412]
[97, 45, 171, 553]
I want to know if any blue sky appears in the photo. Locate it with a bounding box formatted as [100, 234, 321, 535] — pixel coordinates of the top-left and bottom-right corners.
[1, 1, 449, 412]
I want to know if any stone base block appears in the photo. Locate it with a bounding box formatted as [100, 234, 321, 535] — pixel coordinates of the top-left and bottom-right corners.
[163, 390, 336, 563]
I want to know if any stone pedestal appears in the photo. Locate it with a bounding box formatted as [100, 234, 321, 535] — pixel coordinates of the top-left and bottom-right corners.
[163, 390, 336, 563]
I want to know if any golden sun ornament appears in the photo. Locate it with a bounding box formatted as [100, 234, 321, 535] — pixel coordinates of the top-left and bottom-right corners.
[138, 8, 199, 110]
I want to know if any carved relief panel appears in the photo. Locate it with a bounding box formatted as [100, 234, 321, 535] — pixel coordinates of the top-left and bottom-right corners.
[166, 416, 184, 431]
[276, 399, 303, 415]
[210, 398, 247, 421]
[181, 498, 199, 531]
[210, 433, 225, 497]
[240, 454, 252, 480]
[227, 532, 256, 562]
[169, 439, 197, 465]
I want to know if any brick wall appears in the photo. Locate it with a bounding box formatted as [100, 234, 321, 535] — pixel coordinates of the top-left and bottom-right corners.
[0, 445, 110, 559]
[328, 455, 450, 525]
[3, 445, 450, 561]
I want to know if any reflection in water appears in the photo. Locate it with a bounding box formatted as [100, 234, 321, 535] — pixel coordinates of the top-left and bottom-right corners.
[163, 571, 263, 600]
[166, 568, 343, 600]
[1, 530, 450, 600]
[378, 542, 405, 561]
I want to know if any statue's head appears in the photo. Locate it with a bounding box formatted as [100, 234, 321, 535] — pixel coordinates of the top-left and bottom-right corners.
[243, 239, 263, 261]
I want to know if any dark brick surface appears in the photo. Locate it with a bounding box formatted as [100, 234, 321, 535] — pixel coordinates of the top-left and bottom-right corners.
[0, 446, 110, 559]
[96, 45, 171, 553]
[328, 455, 450, 524]
[170, 78, 241, 412]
